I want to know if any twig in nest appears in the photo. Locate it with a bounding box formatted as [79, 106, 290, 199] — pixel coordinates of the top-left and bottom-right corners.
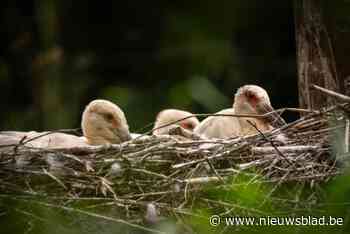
[246, 120, 295, 168]
[312, 84, 350, 103]
[171, 142, 249, 169]
[43, 168, 68, 190]
[183, 176, 225, 184]
[205, 157, 225, 184]
[252, 146, 318, 154]
[11, 135, 27, 155]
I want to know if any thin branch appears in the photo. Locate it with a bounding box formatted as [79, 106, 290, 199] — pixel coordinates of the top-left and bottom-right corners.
[247, 120, 295, 167]
[312, 84, 350, 103]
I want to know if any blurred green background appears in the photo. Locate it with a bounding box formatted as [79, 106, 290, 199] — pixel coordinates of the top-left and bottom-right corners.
[0, 0, 301, 132]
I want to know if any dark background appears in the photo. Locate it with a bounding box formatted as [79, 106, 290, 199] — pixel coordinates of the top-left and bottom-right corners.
[0, 0, 347, 133]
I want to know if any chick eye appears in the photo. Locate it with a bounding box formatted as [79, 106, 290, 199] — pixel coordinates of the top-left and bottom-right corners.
[187, 123, 194, 129]
[104, 113, 114, 121]
[246, 91, 255, 99]
[182, 122, 194, 130]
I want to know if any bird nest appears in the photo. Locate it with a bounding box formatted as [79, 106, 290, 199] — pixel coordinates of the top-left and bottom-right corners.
[0, 102, 349, 232]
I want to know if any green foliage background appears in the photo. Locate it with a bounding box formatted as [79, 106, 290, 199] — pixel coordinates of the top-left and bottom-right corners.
[0, 0, 300, 132]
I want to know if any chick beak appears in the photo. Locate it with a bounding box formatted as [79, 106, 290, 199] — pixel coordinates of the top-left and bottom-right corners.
[121, 130, 132, 142]
[111, 127, 132, 143]
[257, 103, 286, 128]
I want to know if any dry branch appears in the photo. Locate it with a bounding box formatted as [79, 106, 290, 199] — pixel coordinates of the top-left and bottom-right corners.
[312, 84, 350, 103]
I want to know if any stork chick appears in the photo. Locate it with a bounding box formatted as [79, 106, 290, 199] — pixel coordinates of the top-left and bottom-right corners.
[194, 108, 240, 139]
[82, 99, 131, 145]
[0, 99, 131, 148]
[194, 85, 285, 139]
[233, 85, 285, 136]
[153, 109, 200, 135]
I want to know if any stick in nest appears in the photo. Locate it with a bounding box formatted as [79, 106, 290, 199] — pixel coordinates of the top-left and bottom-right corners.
[246, 120, 295, 168]
[312, 84, 350, 103]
